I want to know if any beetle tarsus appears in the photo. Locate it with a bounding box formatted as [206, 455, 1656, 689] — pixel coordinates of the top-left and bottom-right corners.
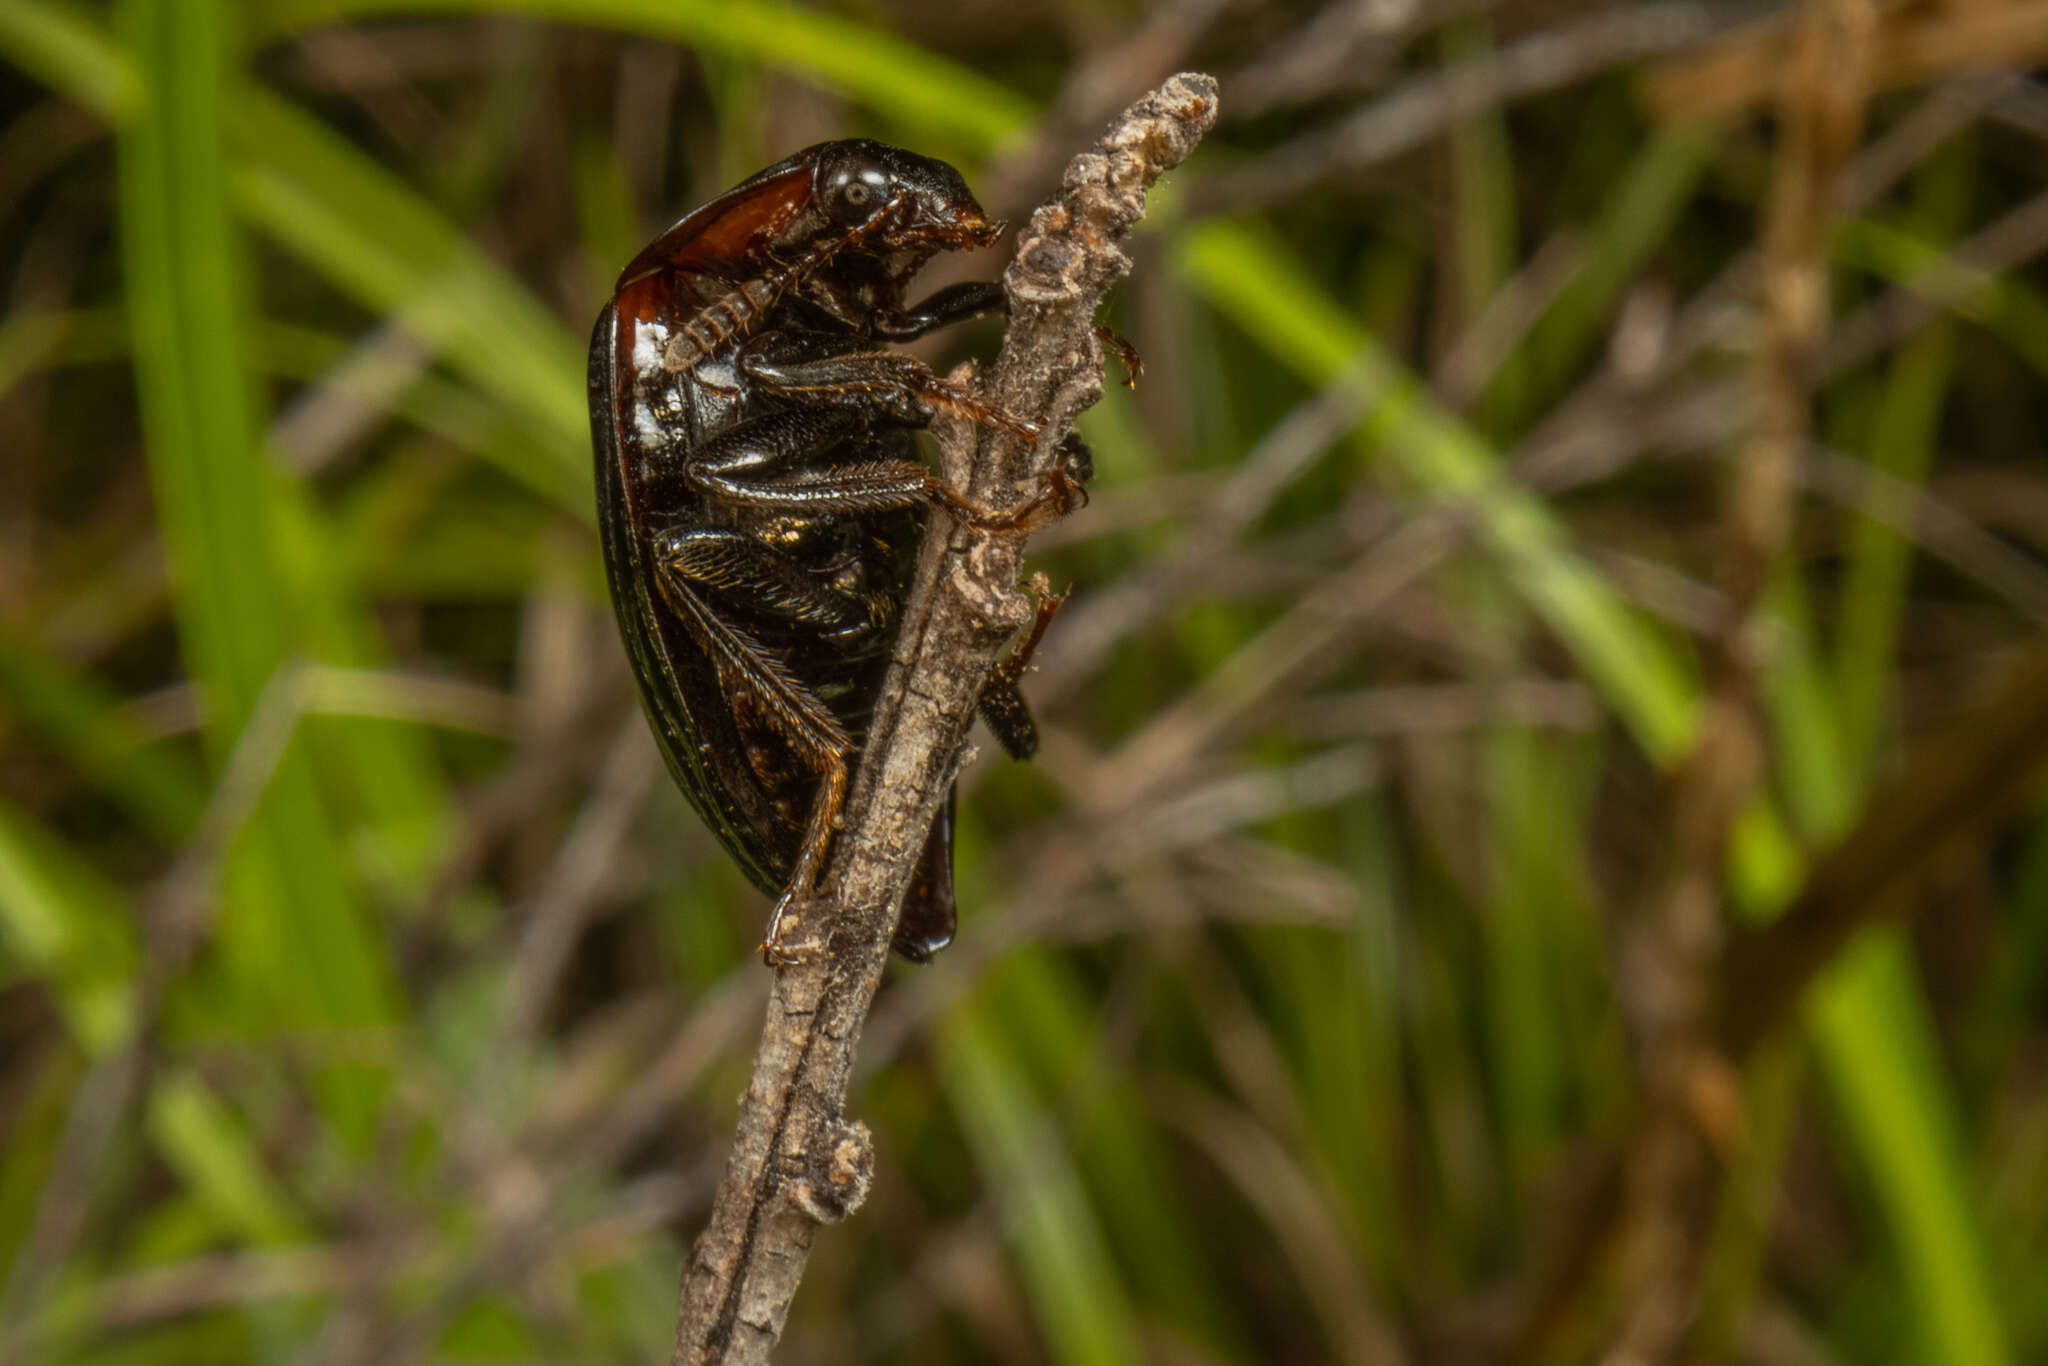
[1093, 326, 1143, 389]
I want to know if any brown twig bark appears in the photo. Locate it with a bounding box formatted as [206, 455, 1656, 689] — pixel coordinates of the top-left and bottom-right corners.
[667, 74, 1218, 1366]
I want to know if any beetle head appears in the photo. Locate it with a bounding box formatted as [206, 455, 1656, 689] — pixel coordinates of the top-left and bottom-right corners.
[813, 140, 1002, 252]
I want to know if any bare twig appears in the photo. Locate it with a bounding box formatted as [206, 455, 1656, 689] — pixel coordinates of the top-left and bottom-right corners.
[1226, 0, 1498, 118]
[1718, 640, 2048, 1060]
[977, 0, 1231, 220]
[666, 75, 1218, 1366]
[1648, 0, 2048, 120]
[1193, 3, 1749, 217]
[496, 717, 659, 1046]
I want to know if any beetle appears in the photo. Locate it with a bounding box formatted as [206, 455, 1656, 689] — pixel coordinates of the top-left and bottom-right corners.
[588, 139, 1095, 965]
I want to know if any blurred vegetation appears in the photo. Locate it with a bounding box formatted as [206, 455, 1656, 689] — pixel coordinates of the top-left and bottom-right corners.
[3, 1, 2047, 1363]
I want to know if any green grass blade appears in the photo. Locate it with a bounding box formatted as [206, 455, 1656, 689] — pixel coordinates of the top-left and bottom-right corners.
[233, 90, 591, 510]
[1329, 795, 1412, 1276]
[0, 0, 139, 121]
[271, 484, 454, 898]
[255, 0, 1032, 151]
[0, 1049, 79, 1292]
[1836, 319, 1953, 779]
[117, 0, 392, 1054]
[1836, 218, 2048, 381]
[1762, 569, 1852, 842]
[0, 632, 206, 844]
[1753, 146, 2011, 1361]
[0, 799, 137, 1054]
[939, 998, 1143, 1366]
[1810, 935, 2011, 1366]
[1487, 125, 1715, 428]
[147, 1072, 308, 1247]
[117, 0, 279, 729]
[1178, 218, 1700, 764]
[1483, 721, 1587, 1171]
[978, 949, 1249, 1357]
[1762, 555, 2011, 1366]
[1834, 147, 1971, 779]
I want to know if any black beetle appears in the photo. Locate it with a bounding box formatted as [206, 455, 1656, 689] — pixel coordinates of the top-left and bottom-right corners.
[588, 140, 1091, 965]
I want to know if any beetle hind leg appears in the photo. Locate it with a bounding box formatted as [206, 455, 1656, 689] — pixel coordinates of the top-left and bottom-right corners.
[892, 790, 957, 962]
[761, 759, 849, 966]
[651, 562, 859, 966]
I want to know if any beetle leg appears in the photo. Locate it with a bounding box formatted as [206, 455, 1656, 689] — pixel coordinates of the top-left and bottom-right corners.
[1094, 327, 1143, 388]
[672, 409, 975, 521]
[893, 789, 957, 962]
[678, 336, 1097, 530]
[906, 429, 1091, 535]
[737, 342, 1041, 444]
[670, 407, 929, 515]
[929, 430, 1093, 534]
[762, 762, 846, 967]
[976, 576, 1069, 761]
[659, 529, 894, 642]
[870, 283, 1141, 388]
[652, 559, 854, 788]
[871, 281, 1006, 341]
[650, 537, 860, 965]
[670, 407, 1066, 530]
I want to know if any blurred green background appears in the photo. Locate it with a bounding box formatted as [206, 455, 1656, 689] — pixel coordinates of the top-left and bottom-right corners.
[3, 1, 2047, 1362]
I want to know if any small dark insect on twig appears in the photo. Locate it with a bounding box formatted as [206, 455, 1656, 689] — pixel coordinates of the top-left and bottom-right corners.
[666, 74, 1218, 1366]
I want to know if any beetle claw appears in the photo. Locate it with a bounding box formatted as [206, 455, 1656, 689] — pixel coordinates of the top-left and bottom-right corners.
[1093, 326, 1143, 389]
[761, 900, 832, 967]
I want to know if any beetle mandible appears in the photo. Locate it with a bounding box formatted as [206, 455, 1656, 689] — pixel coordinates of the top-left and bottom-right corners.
[589, 139, 1098, 965]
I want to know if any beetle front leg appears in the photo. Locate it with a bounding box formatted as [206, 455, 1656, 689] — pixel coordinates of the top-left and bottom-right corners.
[872, 283, 1141, 387]
[870, 281, 1006, 342]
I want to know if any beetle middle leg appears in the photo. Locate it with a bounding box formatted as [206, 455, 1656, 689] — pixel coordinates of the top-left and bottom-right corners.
[733, 337, 1094, 529]
[672, 383, 1087, 533]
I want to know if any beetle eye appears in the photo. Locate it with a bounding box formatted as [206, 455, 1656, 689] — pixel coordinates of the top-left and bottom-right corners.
[825, 161, 892, 228]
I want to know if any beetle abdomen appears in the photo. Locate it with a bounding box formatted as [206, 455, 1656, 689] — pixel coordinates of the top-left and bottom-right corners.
[663, 276, 783, 374]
